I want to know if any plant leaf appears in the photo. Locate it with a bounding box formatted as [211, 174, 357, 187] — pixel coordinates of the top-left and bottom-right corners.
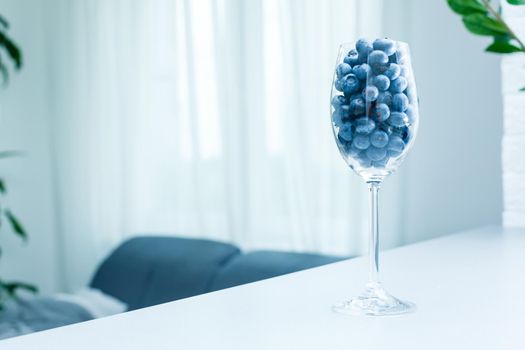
[0, 150, 22, 158]
[507, 0, 525, 5]
[462, 13, 509, 36]
[0, 31, 22, 69]
[0, 58, 8, 84]
[447, 0, 487, 15]
[0, 178, 5, 194]
[520, 86, 525, 91]
[4, 209, 27, 241]
[0, 15, 8, 29]
[486, 40, 522, 53]
[1, 281, 38, 297]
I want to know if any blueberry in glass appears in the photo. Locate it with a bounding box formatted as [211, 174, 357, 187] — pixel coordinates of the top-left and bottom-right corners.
[372, 74, 390, 91]
[392, 93, 409, 112]
[330, 38, 419, 316]
[376, 91, 393, 106]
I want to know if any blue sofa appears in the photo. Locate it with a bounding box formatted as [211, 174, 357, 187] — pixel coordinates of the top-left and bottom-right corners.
[91, 236, 346, 310]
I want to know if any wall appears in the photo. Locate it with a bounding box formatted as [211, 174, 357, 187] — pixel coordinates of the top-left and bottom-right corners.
[501, 3, 525, 228]
[382, 0, 503, 243]
[0, 0, 60, 293]
[0, 0, 505, 295]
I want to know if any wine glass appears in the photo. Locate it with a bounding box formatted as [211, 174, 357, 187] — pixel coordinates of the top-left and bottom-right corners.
[330, 38, 418, 316]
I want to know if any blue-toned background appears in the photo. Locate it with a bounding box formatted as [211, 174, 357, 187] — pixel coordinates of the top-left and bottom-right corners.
[0, 0, 502, 294]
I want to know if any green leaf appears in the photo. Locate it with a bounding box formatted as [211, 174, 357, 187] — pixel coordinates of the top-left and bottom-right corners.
[0, 178, 5, 194]
[0, 31, 22, 69]
[507, 0, 525, 5]
[520, 86, 525, 91]
[0, 15, 9, 29]
[1, 281, 38, 297]
[462, 13, 509, 36]
[485, 40, 522, 53]
[0, 150, 22, 158]
[447, 0, 487, 15]
[4, 209, 27, 241]
[0, 57, 8, 84]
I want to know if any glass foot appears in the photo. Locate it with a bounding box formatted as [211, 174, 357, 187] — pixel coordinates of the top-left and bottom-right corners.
[333, 282, 416, 316]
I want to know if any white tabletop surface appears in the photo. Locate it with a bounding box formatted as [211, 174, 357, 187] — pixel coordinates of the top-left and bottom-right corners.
[2, 226, 525, 349]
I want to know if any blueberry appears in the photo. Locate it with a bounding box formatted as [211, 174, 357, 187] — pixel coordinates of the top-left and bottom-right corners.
[377, 91, 393, 106]
[370, 130, 389, 148]
[336, 63, 353, 78]
[334, 79, 344, 92]
[352, 133, 371, 150]
[372, 156, 389, 168]
[338, 104, 351, 117]
[387, 135, 405, 157]
[372, 74, 390, 92]
[388, 111, 408, 127]
[363, 85, 379, 101]
[340, 74, 361, 94]
[368, 50, 388, 68]
[366, 146, 387, 162]
[389, 76, 408, 93]
[392, 93, 409, 112]
[374, 65, 388, 75]
[346, 142, 361, 157]
[354, 117, 376, 134]
[384, 63, 400, 80]
[331, 95, 347, 108]
[373, 103, 390, 122]
[356, 38, 373, 56]
[357, 52, 369, 64]
[357, 151, 373, 167]
[343, 49, 359, 66]
[372, 38, 396, 56]
[338, 123, 354, 141]
[338, 134, 350, 146]
[332, 105, 350, 126]
[332, 110, 344, 127]
[350, 97, 365, 115]
[406, 105, 417, 123]
[352, 64, 370, 81]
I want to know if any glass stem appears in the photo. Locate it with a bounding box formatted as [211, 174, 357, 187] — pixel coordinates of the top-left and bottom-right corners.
[368, 181, 381, 285]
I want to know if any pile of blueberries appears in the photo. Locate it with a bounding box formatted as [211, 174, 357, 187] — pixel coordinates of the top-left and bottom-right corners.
[331, 38, 417, 168]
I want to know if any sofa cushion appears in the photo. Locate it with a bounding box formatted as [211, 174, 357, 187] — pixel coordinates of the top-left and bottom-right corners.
[90, 236, 240, 310]
[208, 250, 344, 292]
[0, 297, 93, 340]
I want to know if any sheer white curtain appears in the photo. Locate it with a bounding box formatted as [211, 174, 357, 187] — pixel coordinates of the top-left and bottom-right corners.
[49, 0, 390, 291]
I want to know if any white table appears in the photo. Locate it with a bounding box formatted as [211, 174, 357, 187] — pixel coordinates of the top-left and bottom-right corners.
[2, 226, 525, 349]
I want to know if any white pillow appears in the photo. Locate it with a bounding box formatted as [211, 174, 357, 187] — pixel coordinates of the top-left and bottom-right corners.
[54, 288, 127, 318]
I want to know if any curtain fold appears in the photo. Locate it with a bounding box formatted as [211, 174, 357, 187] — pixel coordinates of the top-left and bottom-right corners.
[49, 0, 387, 291]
